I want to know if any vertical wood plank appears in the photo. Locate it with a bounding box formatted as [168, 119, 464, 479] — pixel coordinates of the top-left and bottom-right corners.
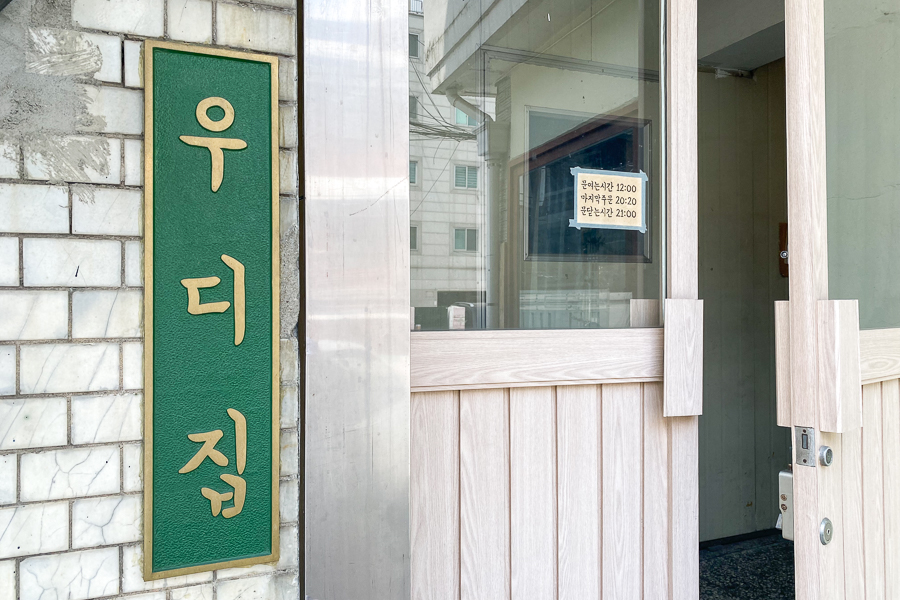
[862, 383, 885, 600]
[411, 391, 460, 600]
[601, 383, 642, 600]
[882, 379, 900, 599]
[841, 424, 864, 599]
[775, 300, 792, 427]
[663, 299, 704, 417]
[557, 385, 600, 600]
[817, 300, 862, 433]
[460, 388, 510, 600]
[510, 387, 557, 600]
[670, 417, 699, 600]
[642, 383, 669, 599]
[817, 431, 845, 600]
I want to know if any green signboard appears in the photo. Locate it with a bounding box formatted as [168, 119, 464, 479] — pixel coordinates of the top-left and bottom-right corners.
[143, 41, 280, 579]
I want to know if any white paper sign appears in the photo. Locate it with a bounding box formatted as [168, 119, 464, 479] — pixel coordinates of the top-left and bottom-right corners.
[569, 167, 648, 233]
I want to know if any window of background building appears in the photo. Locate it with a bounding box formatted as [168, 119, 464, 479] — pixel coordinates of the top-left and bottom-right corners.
[409, 160, 418, 185]
[454, 228, 477, 252]
[455, 108, 476, 126]
[410, 225, 419, 251]
[409, 33, 419, 58]
[454, 165, 477, 189]
[409, 96, 418, 121]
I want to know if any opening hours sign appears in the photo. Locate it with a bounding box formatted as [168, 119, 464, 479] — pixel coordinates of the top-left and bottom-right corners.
[143, 41, 280, 579]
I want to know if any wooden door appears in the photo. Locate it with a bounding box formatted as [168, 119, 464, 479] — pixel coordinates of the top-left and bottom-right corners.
[408, 1, 702, 598]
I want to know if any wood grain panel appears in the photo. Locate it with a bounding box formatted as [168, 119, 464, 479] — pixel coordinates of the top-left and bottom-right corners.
[663, 299, 703, 417]
[411, 329, 663, 391]
[817, 431, 845, 600]
[841, 425, 864, 599]
[460, 388, 510, 600]
[510, 387, 557, 600]
[411, 391, 460, 600]
[556, 385, 600, 600]
[669, 416, 699, 600]
[775, 300, 792, 427]
[862, 383, 885, 599]
[817, 300, 862, 433]
[882, 379, 900, 599]
[642, 383, 668, 599]
[601, 384, 642, 600]
[860, 327, 900, 384]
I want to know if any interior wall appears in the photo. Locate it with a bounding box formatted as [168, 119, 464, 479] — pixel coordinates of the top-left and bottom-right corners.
[698, 59, 791, 542]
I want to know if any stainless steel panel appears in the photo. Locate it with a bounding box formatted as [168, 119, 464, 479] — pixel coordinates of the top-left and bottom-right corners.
[303, 0, 410, 596]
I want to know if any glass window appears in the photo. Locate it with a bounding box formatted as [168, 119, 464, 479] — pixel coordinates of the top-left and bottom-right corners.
[409, 0, 663, 330]
[826, 0, 900, 328]
[410, 225, 419, 250]
[409, 34, 419, 58]
[409, 96, 418, 121]
[455, 108, 476, 126]
[409, 160, 418, 185]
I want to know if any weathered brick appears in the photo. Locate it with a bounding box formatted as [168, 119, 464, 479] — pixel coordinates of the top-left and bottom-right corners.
[73, 0, 164, 36]
[72, 290, 142, 338]
[0, 397, 68, 450]
[122, 544, 212, 593]
[280, 150, 297, 195]
[0, 237, 18, 286]
[0, 346, 14, 397]
[280, 385, 297, 429]
[20, 445, 120, 501]
[168, 0, 212, 43]
[26, 28, 122, 83]
[0, 137, 19, 178]
[125, 241, 142, 287]
[0, 291, 68, 340]
[20, 343, 119, 394]
[280, 478, 298, 523]
[24, 239, 121, 287]
[80, 85, 144, 135]
[19, 548, 119, 600]
[124, 40, 143, 88]
[72, 393, 141, 444]
[123, 443, 142, 492]
[280, 428, 298, 476]
[279, 105, 298, 148]
[171, 583, 214, 600]
[24, 135, 121, 185]
[0, 503, 68, 559]
[216, 4, 296, 55]
[0, 455, 16, 504]
[0, 183, 69, 234]
[217, 572, 297, 600]
[72, 186, 142, 235]
[278, 58, 297, 102]
[280, 338, 297, 383]
[72, 495, 141, 548]
[0, 560, 14, 599]
[123, 341, 143, 389]
[124, 139, 143, 186]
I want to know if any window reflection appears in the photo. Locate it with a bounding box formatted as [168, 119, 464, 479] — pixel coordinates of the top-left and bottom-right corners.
[409, 0, 663, 330]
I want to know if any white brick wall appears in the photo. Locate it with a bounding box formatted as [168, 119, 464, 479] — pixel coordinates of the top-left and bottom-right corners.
[0, 0, 301, 595]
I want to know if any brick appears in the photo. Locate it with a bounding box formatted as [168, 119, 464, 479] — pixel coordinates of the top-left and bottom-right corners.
[0, 291, 68, 340]
[278, 58, 297, 102]
[125, 241, 142, 286]
[280, 478, 298, 523]
[123, 443, 142, 492]
[122, 544, 212, 593]
[72, 495, 141, 548]
[280, 385, 297, 429]
[72, 186, 141, 235]
[279, 150, 297, 195]
[0, 237, 17, 286]
[124, 139, 143, 186]
[24, 239, 121, 287]
[171, 583, 214, 600]
[168, 0, 212, 43]
[217, 573, 297, 600]
[0, 346, 13, 396]
[19, 548, 119, 600]
[216, 4, 296, 55]
[80, 85, 143, 135]
[0, 183, 68, 233]
[73, 290, 142, 338]
[26, 28, 121, 83]
[124, 40, 143, 88]
[72, 393, 141, 444]
[0, 560, 14, 599]
[279, 104, 298, 148]
[24, 135, 121, 185]
[20, 446, 120, 501]
[0, 503, 68, 559]
[0, 397, 68, 450]
[0, 136, 19, 178]
[0, 456, 16, 504]
[20, 343, 119, 394]
[123, 342, 143, 389]
[280, 338, 297, 383]
[73, 0, 164, 36]
[280, 428, 298, 476]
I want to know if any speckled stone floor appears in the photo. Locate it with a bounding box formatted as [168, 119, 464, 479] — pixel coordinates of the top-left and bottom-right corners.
[700, 531, 794, 599]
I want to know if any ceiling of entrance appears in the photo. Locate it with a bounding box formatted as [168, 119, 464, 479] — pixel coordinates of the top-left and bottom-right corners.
[699, 0, 785, 70]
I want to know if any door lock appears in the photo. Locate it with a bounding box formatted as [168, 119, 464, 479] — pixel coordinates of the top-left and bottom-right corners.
[819, 446, 834, 467]
[795, 426, 816, 467]
[820, 518, 834, 545]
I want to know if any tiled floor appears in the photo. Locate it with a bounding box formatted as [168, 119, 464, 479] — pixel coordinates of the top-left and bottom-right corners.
[700, 531, 794, 599]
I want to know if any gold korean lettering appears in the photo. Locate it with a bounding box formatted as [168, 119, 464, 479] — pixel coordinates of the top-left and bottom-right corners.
[180, 97, 247, 192]
[181, 408, 248, 519]
[180, 254, 245, 346]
